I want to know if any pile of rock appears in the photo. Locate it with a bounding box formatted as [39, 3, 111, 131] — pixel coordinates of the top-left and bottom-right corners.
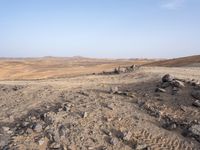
[189, 79, 200, 108]
[161, 116, 177, 130]
[100, 65, 139, 75]
[153, 74, 200, 144]
[114, 65, 138, 74]
[155, 74, 200, 109]
[155, 74, 185, 95]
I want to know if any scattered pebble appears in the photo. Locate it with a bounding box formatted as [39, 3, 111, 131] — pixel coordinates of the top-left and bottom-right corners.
[123, 131, 132, 141]
[37, 137, 45, 145]
[83, 112, 88, 118]
[49, 142, 61, 149]
[33, 123, 43, 133]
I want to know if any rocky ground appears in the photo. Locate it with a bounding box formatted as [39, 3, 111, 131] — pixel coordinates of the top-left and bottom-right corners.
[0, 66, 200, 150]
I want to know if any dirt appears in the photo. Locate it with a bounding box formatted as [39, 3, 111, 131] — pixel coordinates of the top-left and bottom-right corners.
[0, 57, 151, 80]
[0, 66, 200, 150]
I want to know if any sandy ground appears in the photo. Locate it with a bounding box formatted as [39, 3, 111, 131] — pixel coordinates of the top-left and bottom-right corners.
[0, 66, 200, 149]
[0, 58, 151, 80]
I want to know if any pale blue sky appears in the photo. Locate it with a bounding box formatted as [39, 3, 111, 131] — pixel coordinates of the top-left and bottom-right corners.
[0, 0, 200, 58]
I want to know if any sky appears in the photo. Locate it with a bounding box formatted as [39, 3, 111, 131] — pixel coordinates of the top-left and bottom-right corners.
[0, 0, 200, 58]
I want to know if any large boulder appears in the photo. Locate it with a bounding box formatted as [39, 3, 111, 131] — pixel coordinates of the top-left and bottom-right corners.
[162, 74, 174, 83]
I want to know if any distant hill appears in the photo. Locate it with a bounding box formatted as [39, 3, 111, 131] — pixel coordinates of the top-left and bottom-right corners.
[144, 55, 200, 67]
[0, 57, 151, 80]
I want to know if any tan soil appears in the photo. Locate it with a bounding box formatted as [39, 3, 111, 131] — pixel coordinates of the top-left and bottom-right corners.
[0, 66, 200, 149]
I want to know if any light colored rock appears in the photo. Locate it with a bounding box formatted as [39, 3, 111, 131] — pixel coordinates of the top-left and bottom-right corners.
[21, 121, 29, 127]
[0, 140, 6, 149]
[136, 144, 148, 150]
[123, 131, 132, 141]
[193, 100, 200, 107]
[33, 123, 43, 133]
[189, 124, 200, 137]
[83, 112, 88, 118]
[26, 128, 33, 134]
[37, 138, 45, 145]
[171, 80, 185, 88]
[110, 86, 119, 94]
[155, 88, 166, 93]
[110, 137, 119, 145]
[2, 127, 10, 132]
[49, 142, 61, 149]
[52, 130, 60, 143]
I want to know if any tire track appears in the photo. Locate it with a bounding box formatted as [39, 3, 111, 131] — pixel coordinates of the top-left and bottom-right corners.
[130, 127, 199, 150]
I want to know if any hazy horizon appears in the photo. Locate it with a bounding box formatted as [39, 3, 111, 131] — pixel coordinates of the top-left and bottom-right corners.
[0, 0, 200, 58]
[0, 54, 199, 60]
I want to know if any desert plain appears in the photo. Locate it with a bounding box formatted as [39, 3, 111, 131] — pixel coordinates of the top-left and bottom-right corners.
[0, 55, 200, 150]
